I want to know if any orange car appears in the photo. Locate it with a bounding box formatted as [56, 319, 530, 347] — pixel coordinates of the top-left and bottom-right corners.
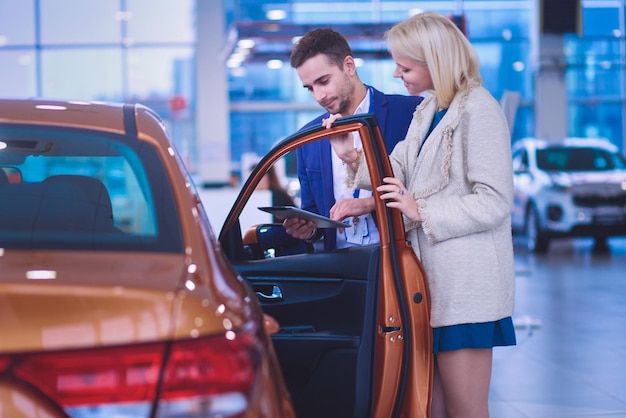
[0, 99, 293, 418]
[0, 98, 433, 418]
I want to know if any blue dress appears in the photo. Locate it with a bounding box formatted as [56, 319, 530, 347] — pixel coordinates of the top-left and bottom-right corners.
[433, 317, 517, 354]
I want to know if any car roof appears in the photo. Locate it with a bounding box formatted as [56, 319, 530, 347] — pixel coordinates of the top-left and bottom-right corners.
[0, 98, 165, 146]
[513, 136, 619, 153]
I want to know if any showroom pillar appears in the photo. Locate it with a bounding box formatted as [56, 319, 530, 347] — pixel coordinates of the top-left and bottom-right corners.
[534, 33, 567, 141]
[195, 0, 231, 186]
[534, 0, 581, 141]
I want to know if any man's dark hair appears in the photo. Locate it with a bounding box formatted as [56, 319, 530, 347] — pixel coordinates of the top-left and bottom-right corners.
[290, 28, 353, 69]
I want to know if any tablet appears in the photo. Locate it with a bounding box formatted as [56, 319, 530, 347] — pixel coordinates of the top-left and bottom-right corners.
[258, 206, 348, 228]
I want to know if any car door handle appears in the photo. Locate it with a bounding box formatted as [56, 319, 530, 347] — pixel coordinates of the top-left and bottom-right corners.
[254, 284, 283, 302]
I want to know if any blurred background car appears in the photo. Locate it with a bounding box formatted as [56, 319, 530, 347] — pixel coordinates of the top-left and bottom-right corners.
[0, 99, 294, 418]
[511, 137, 626, 253]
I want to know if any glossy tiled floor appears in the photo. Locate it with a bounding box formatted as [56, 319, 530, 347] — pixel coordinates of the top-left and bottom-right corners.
[489, 237, 626, 417]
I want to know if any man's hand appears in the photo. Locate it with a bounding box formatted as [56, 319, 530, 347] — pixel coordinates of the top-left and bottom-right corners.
[329, 196, 375, 221]
[323, 114, 354, 161]
[283, 217, 316, 240]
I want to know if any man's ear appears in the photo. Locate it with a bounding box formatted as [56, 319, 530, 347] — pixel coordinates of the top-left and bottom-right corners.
[343, 55, 357, 75]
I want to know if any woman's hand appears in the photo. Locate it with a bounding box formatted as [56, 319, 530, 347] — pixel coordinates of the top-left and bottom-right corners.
[377, 177, 421, 222]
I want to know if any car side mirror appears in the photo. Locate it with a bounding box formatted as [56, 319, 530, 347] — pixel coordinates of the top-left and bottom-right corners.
[243, 223, 312, 259]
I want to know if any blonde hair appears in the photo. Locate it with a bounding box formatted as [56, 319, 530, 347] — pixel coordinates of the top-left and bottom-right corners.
[385, 11, 482, 108]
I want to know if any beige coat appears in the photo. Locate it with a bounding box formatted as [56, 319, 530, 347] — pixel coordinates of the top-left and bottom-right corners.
[348, 86, 515, 327]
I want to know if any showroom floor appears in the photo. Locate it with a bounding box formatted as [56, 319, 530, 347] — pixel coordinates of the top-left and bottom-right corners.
[489, 237, 626, 417]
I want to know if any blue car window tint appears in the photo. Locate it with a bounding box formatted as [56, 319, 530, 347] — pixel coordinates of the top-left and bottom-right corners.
[0, 124, 183, 253]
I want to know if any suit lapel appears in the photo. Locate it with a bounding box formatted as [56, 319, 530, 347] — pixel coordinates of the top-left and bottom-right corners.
[370, 88, 395, 151]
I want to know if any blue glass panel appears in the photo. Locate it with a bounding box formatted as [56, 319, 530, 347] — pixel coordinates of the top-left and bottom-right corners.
[512, 104, 534, 140]
[127, 0, 195, 42]
[41, 48, 123, 100]
[230, 111, 296, 165]
[569, 101, 624, 151]
[582, 7, 620, 37]
[0, 0, 35, 45]
[567, 65, 622, 98]
[464, 8, 530, 39]
[126, 47, 194, 99]
[229, 62, 296, 101]
[40, 0, 120, 44]
[0, 50, 36, 97]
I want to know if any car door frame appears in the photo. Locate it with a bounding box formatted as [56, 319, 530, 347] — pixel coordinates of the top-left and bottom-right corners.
[219, 114, 433, 418]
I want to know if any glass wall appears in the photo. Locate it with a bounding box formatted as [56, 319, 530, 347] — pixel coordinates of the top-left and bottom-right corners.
[225, 0, 536, 174]
[1, 0, 625, 181]
[567, 2, 626, 149]
[0, 0, 196, 167]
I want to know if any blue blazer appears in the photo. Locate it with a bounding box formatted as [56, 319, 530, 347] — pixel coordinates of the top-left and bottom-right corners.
[296, 87, 423, 250]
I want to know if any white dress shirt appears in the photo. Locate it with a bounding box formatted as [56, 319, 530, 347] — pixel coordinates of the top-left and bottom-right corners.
[331, 88, 380, 248]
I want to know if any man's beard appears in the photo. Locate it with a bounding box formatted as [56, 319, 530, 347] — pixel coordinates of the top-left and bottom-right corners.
[325, 74, 354, 115]
[324, 99, 349, 115]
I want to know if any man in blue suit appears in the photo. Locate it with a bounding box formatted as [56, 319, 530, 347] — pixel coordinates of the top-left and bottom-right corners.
[284, 28, 422, 250]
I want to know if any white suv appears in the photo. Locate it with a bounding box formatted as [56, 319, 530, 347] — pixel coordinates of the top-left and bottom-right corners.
[511, 137, 626, 252]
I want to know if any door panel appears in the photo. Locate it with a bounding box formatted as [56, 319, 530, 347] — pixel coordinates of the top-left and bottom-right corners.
[234, 246, 380, 418]
[219, 115, 433, 418]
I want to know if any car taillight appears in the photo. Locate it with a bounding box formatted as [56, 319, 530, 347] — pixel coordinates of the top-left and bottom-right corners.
[2, 332, 261, 417]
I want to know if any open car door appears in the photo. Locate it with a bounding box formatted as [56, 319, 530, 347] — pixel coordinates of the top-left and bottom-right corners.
[219, 114, 433, 418]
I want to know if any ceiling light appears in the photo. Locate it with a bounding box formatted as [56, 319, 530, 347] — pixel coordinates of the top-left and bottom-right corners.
[266, 9, 287, 21]
[227, 59, 242, 68]
[234, 47, 250, 56]
[267, 59, 283, 69]
[237, 39, 255, 49]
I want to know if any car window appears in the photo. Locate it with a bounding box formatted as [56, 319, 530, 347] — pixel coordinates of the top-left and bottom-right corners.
[0, 125, 183, 252]
[238, 154, 314, 259]
[537, 147, 626, 172]
[512, 148, 529, 172]
[236, 139, 384, 259]
[608, 150, 626, 169]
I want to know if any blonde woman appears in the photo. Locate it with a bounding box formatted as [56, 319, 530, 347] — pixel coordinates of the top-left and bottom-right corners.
[327, 11, 516, 417]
